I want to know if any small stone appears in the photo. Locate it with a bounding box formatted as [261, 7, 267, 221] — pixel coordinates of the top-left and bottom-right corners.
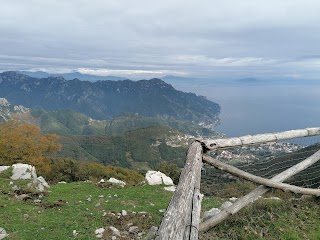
[95, 228, 105, 239]
[95, 203, 101, 207]
[9, 182, 13, 185]
[129, 226, 139, 233]
[111, 236, 116, 240]
[72, 230, 78, 237]
[121, 210, 127, 216]
[150, 203, 155, 206]
[0, 227, 9, 239]
[98, 195, 104, 198]
[229, 197, 238, 203]
[34, 199, 41, 204]
[159, 209, 165, 213]
[87, 197, 92, 202]
[109, 226, 121, 237]
[114, 194, 118, 197]
[102, 212, 107, 217]
[98, 179, 105, 183]
[164, 186, 176, 192]
[58, 181, 67, 184]
[23, 214, 29, 219]
[127, 223, 133, 227]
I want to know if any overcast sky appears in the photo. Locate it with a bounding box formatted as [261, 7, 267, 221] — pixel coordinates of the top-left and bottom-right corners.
[1, 0, 320, 79]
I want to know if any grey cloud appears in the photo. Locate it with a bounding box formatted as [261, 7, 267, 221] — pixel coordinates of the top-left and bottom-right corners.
[1, 0, 320, 79]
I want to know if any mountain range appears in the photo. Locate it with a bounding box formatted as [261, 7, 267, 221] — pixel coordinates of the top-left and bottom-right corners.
[0, 71, 220, 123]
[20, 71, 126, 81]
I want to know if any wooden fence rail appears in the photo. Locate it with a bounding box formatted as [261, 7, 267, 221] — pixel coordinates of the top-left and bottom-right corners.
[156, 127, 320, 240]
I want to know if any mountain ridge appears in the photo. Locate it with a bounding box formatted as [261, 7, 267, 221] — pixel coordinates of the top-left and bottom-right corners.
[0, 71, 221, 123]
[19, 70, 127, 81]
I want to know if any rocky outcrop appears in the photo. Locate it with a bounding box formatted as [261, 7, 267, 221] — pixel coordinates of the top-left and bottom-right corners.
[0, 98, 30, 122]
[1, 163, 49, 192]
[11, 163, 37, 180]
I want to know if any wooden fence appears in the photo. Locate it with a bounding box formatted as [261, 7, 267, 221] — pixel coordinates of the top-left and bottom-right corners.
[155, 127, 320, 240]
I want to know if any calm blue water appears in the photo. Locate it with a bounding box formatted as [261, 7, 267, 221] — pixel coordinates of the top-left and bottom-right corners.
[172, 81, 320, 137]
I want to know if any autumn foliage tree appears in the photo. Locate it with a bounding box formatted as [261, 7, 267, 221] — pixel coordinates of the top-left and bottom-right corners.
[0, 120, 61, 174]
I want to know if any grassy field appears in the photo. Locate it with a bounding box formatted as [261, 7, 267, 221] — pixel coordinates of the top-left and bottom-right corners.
[1, 170, 320, 240]
[0, 179, 171, 239]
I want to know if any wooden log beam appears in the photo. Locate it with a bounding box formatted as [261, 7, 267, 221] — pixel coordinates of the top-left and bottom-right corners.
[200, 149, 320, 232]
[156, 141, 203, 240]
[203, 155, 320, 196]
[185, 159, 203, 240]
[202, 127, 320, 151]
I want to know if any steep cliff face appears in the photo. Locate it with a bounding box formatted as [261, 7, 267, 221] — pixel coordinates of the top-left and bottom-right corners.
[0, 97, 29, 122]
[0, 71, 220, 123]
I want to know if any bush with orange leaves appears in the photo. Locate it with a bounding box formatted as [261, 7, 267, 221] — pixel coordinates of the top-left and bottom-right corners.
[0, 120, 61, 174]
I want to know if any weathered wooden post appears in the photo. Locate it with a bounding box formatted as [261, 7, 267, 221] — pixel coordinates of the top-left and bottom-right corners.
[156, 141, 203, 240]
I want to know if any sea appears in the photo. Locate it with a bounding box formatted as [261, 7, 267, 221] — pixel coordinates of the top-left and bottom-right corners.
[170, 79, 320, 138]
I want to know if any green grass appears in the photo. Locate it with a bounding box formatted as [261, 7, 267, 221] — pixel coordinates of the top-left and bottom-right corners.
[2, 173, 320, 240]
[0, 179, 173, 240]
[200, 195, 320, 240]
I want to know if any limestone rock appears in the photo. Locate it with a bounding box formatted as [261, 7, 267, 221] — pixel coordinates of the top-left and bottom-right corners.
[121, 210, 127, 216]
[229, 197, 238, 203]
[145, 171, 174, 185]
[0, 166, 9, 173]
[164, 186, 176, 192]
[0, 98, 10, 106]
[202, 208, 221, 221]
[107, 178, 126, 186]
[72, 230, 78, 237]
[144, 226, 158, 240]
[11, 163, 37, 180]
[95, 228, 105, 238]
[109, 226, 120, 237]
[27, 176, 50, 192]
[129, 226, 139, 234]
[98, 179, 105, 183]
[0, 227, 8, 239]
